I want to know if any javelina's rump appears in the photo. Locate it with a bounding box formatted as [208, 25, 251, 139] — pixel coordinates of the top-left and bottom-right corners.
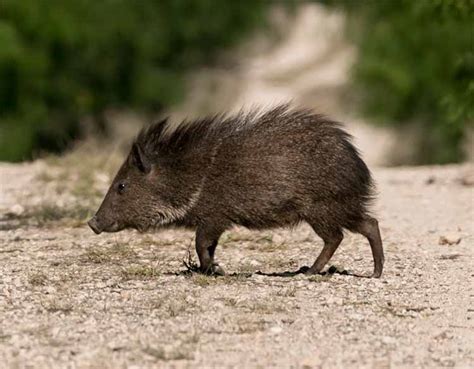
[88, 105, 384, 277]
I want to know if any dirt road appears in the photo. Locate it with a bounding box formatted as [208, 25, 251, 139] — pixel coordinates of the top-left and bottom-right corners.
[0, 160, 472, 368]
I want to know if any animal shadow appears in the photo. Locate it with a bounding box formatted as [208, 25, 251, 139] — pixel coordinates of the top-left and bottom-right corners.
[167, 265, 369, 278]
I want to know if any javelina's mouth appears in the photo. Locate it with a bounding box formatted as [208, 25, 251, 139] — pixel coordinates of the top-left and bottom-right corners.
[88, 218, 124, 234]
[103, 222, 123, 233]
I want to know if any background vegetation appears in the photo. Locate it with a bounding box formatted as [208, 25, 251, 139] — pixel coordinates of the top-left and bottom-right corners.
[0, 0, 268, 161]
[1, 0, 472, 164]
[321, 0, 473, 163]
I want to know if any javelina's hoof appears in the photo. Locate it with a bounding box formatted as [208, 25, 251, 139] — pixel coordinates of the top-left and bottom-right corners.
[370, 270, 383, 278]
[201, 263, 226, 276]
[296, 266, 310, 274]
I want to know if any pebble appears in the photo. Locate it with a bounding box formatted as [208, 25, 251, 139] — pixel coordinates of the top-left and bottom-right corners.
[9, 204, 25, 215]
[459, 171, 474, 186]
[438, 234, 461, 245]
[382, 336, 395, 344]
[107, 340, 126, 351]
[44, 286, 56, 294]
[249, 260, 261, 267]
[348, 313, 364, 321]
[251, 274, 265, 283]
[326, 296, 343, 305]
[269, 326, 282, 334]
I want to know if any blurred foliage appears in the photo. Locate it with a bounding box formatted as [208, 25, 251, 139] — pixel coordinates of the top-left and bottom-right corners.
[320, 0, 474, 163]
[0, 0, 268, 161]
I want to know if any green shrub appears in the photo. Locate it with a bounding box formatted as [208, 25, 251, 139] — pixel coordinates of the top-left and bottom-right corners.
[0, 0, 268, 161]
[320, 0, 473, 163]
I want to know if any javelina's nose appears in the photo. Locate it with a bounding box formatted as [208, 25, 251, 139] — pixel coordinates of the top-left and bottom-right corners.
[88, 216, 102, 234]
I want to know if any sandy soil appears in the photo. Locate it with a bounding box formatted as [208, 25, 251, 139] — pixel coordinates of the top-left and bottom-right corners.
[1, 4, 472, 368]
[0, 161, 473, 369]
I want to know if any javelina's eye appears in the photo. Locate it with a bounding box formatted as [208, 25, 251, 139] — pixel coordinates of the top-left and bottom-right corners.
[118, 182, 126, 194]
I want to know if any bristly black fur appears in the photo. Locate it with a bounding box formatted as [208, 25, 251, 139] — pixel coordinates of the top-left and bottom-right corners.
[135, 104, 374, 206]
[137, 105, 354, 153]
[93, 103, 384, 278]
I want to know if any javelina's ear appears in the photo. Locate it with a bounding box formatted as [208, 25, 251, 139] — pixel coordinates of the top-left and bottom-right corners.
[131, 143, 151, 173]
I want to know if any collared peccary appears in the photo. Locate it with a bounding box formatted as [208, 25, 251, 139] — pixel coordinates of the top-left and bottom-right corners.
[88, 105, 384, 278]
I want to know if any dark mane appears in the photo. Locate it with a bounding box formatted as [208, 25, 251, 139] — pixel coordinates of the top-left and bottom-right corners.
[133, 104, 360, 160]
[134, 114, 227, 157]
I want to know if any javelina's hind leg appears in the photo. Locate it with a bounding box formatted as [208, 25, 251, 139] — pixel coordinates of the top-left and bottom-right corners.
[354, 217, 384, 278]
[195, 227, 225, 276]
[307, 227, 343, 275]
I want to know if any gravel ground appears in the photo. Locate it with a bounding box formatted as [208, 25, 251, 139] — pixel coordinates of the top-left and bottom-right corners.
[0, 161, 473, 369]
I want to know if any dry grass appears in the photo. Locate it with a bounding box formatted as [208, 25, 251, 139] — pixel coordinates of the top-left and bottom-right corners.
[232, 317, 269, 334]
[28, 272, 48, 286]
[275, 286, 297, 297]
[222, 297, 239, 307]
[82, 249, 112, 264]
[121, 265, 160, 280]
[220, 231, 274, 248]
[109, 242, 138, 260]
[81, 242, 138, 265]
[38, 141, 124, 206]
[182, 244, 200, 273]
[259, 242, 289, 253]
[246, 300, 287, 315]
[142, 346, 195, 361]
[308, 274, 333, 283]
[237, 261, 259, 274]
[166, 298, 189, 318]
[191, 274, 214, 287]
[41, 298, 74, 314]
[4, 203, 92, 229]
[142, 333, 199, 361]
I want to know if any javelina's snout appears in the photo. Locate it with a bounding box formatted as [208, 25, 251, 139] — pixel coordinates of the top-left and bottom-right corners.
[88, 216, 102, 234]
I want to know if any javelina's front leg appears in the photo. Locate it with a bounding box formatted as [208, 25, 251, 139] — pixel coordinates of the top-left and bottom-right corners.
[307, 228, 344, 275]
[195, 227, 225, 276]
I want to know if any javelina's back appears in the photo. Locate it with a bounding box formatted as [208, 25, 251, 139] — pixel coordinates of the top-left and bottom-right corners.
[90, 104, 384, 278]
[196, 106, 374, 232]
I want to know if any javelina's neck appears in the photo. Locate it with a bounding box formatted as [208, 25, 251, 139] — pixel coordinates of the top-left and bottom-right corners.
[157, 137, 221, 227]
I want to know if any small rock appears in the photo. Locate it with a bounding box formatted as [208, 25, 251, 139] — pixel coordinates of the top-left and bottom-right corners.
[425, 176, 436, 185]
[438, 234, 461, 245]
[459, 171, 474, 186]
[9, 204, 24, 216]
[269, 326, 282, 334]
[381, 336, 395, 344]
[249, 260, 261, 267]
[326, 296, 343, 305]
[251, 274, 265, 284]
[44, 286, 56, 294]
[107, 340, 126, 351]
[121, 291, 132, 300]
[348, 312, 364, 321]
[434, 331, 449, 340]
